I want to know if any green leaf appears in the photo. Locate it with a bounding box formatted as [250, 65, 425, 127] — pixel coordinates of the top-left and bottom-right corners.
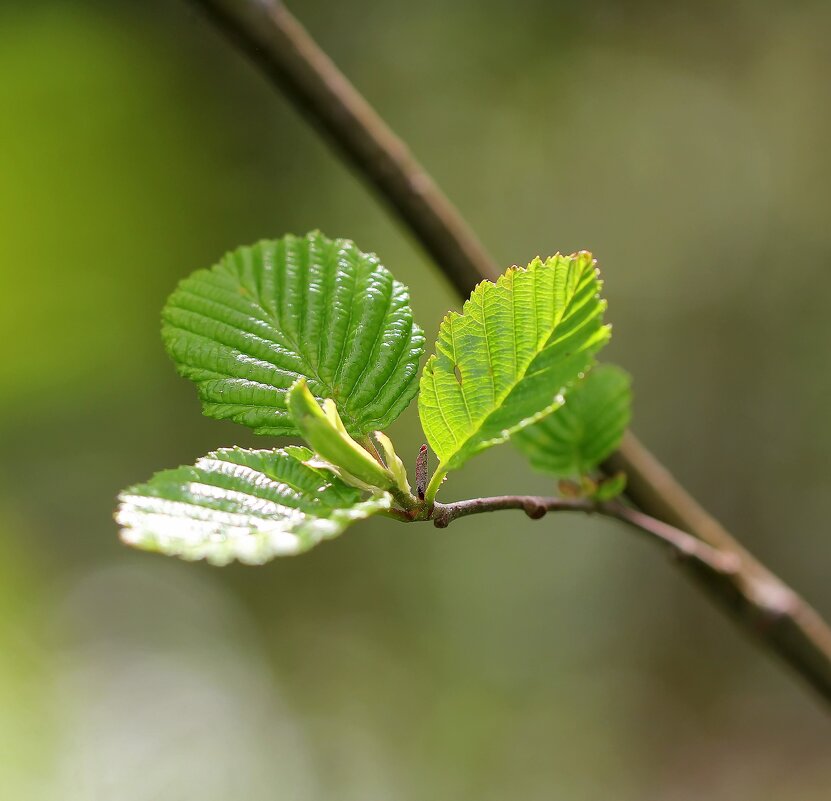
[162, 231, 425, 436]
[514, 364, 632, 477]
[286, 378, 397, 491]
[418, 252, 610, 498]
[591, 472, 628, 502]
[116, 447, 390, 565]
[372, 431, 411, 496]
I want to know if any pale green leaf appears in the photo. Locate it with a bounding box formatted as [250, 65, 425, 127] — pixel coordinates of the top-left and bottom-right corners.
[116, 447, 390, 565]
[418, 252, 610, 497]
[592, 471, 628, 502]
[163, 231, 425, 436]
[286, 378, 396, 491]
[372, 431, 411, 496]
[514, 364, 632, 477]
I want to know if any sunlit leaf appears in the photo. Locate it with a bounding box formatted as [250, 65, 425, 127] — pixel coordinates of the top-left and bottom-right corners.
[418, 252, 609, 497]
[163, 231, 424, 436]
[372, 430, 411, 496]
[116, 447, 390, 565]
[514, 364, 632, 477]
[286, 378, 397, 491]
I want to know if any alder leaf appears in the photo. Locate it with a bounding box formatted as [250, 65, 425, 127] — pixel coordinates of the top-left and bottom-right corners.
[163, 231, 425, 436]
[286, 378, 398, 492]
[116, 447, 390, 565]
[372, 431, 412, 496]
[514, 364, 632, 477]
[418, 252, 609, 497]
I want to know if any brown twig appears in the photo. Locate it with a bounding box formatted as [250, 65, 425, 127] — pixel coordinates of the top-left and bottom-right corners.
[188, 0, 831, 706]
[432, 495, 740, 575]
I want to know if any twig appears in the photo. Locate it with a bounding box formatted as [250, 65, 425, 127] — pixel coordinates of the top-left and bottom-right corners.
[432, 494, 740, 576]
[432, 494, 827, 674]
[188, 0, 831, 706]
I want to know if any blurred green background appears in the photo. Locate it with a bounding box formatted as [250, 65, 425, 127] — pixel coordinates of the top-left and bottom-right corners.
[1, 1, 830, 798]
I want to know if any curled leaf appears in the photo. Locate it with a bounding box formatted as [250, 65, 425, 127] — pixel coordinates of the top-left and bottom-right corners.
[287, 378, 396, 491]
[373, 431, 411, 495]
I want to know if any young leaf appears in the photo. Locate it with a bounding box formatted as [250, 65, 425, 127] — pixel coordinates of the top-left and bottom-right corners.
[163, 231, 425, 437]
[591, 472, 628, 502]
[372, 431, 412, 496]
[513, 364, 632, 477]
[286, 378, 397, 491]
[418, 252, 610, 499]
[116, 447, 390, 565]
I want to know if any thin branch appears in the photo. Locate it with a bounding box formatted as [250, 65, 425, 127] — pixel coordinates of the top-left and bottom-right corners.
[188, 0, 831, 707]
[432, 495, 831, 675]
[432, 494, 741, 577]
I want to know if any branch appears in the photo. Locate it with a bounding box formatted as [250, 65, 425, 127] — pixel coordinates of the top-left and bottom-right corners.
[430, 495, 759, 637]
[432, 495, 741, 577]
[188, 0, 831, 706]
[432, 495, 831, 691]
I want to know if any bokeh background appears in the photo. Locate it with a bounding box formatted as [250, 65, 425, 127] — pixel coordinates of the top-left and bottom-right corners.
[1, 1, 830, 798]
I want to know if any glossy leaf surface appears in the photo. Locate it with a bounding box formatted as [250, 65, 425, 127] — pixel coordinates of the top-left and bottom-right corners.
[116, 447, 390, 565]
[163, 231, 424, 436]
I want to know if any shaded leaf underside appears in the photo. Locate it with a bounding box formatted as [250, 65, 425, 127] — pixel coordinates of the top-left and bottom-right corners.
[514, 363, 632, 476]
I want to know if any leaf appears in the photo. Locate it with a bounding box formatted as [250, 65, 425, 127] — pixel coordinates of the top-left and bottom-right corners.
[286, 378, 397, 491]
[418, 252, 610, 496]
[591, 472, 628, 502]
[162, 231, 425, 437]
[372, 431, 411, 496]
[116, 447, 390, 565]
[513, 364, 632, 477]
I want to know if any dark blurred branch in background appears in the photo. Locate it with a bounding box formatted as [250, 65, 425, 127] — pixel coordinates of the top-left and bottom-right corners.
[188, 0, 831, 708]
[189, 0, 496, 292]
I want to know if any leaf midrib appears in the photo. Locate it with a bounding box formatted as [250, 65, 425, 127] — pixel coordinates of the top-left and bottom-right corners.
[440, 300, 569, 467]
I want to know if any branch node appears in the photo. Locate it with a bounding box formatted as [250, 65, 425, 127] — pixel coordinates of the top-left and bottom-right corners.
[523, 500, 547, 520]
[431, 502, 450, 528]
